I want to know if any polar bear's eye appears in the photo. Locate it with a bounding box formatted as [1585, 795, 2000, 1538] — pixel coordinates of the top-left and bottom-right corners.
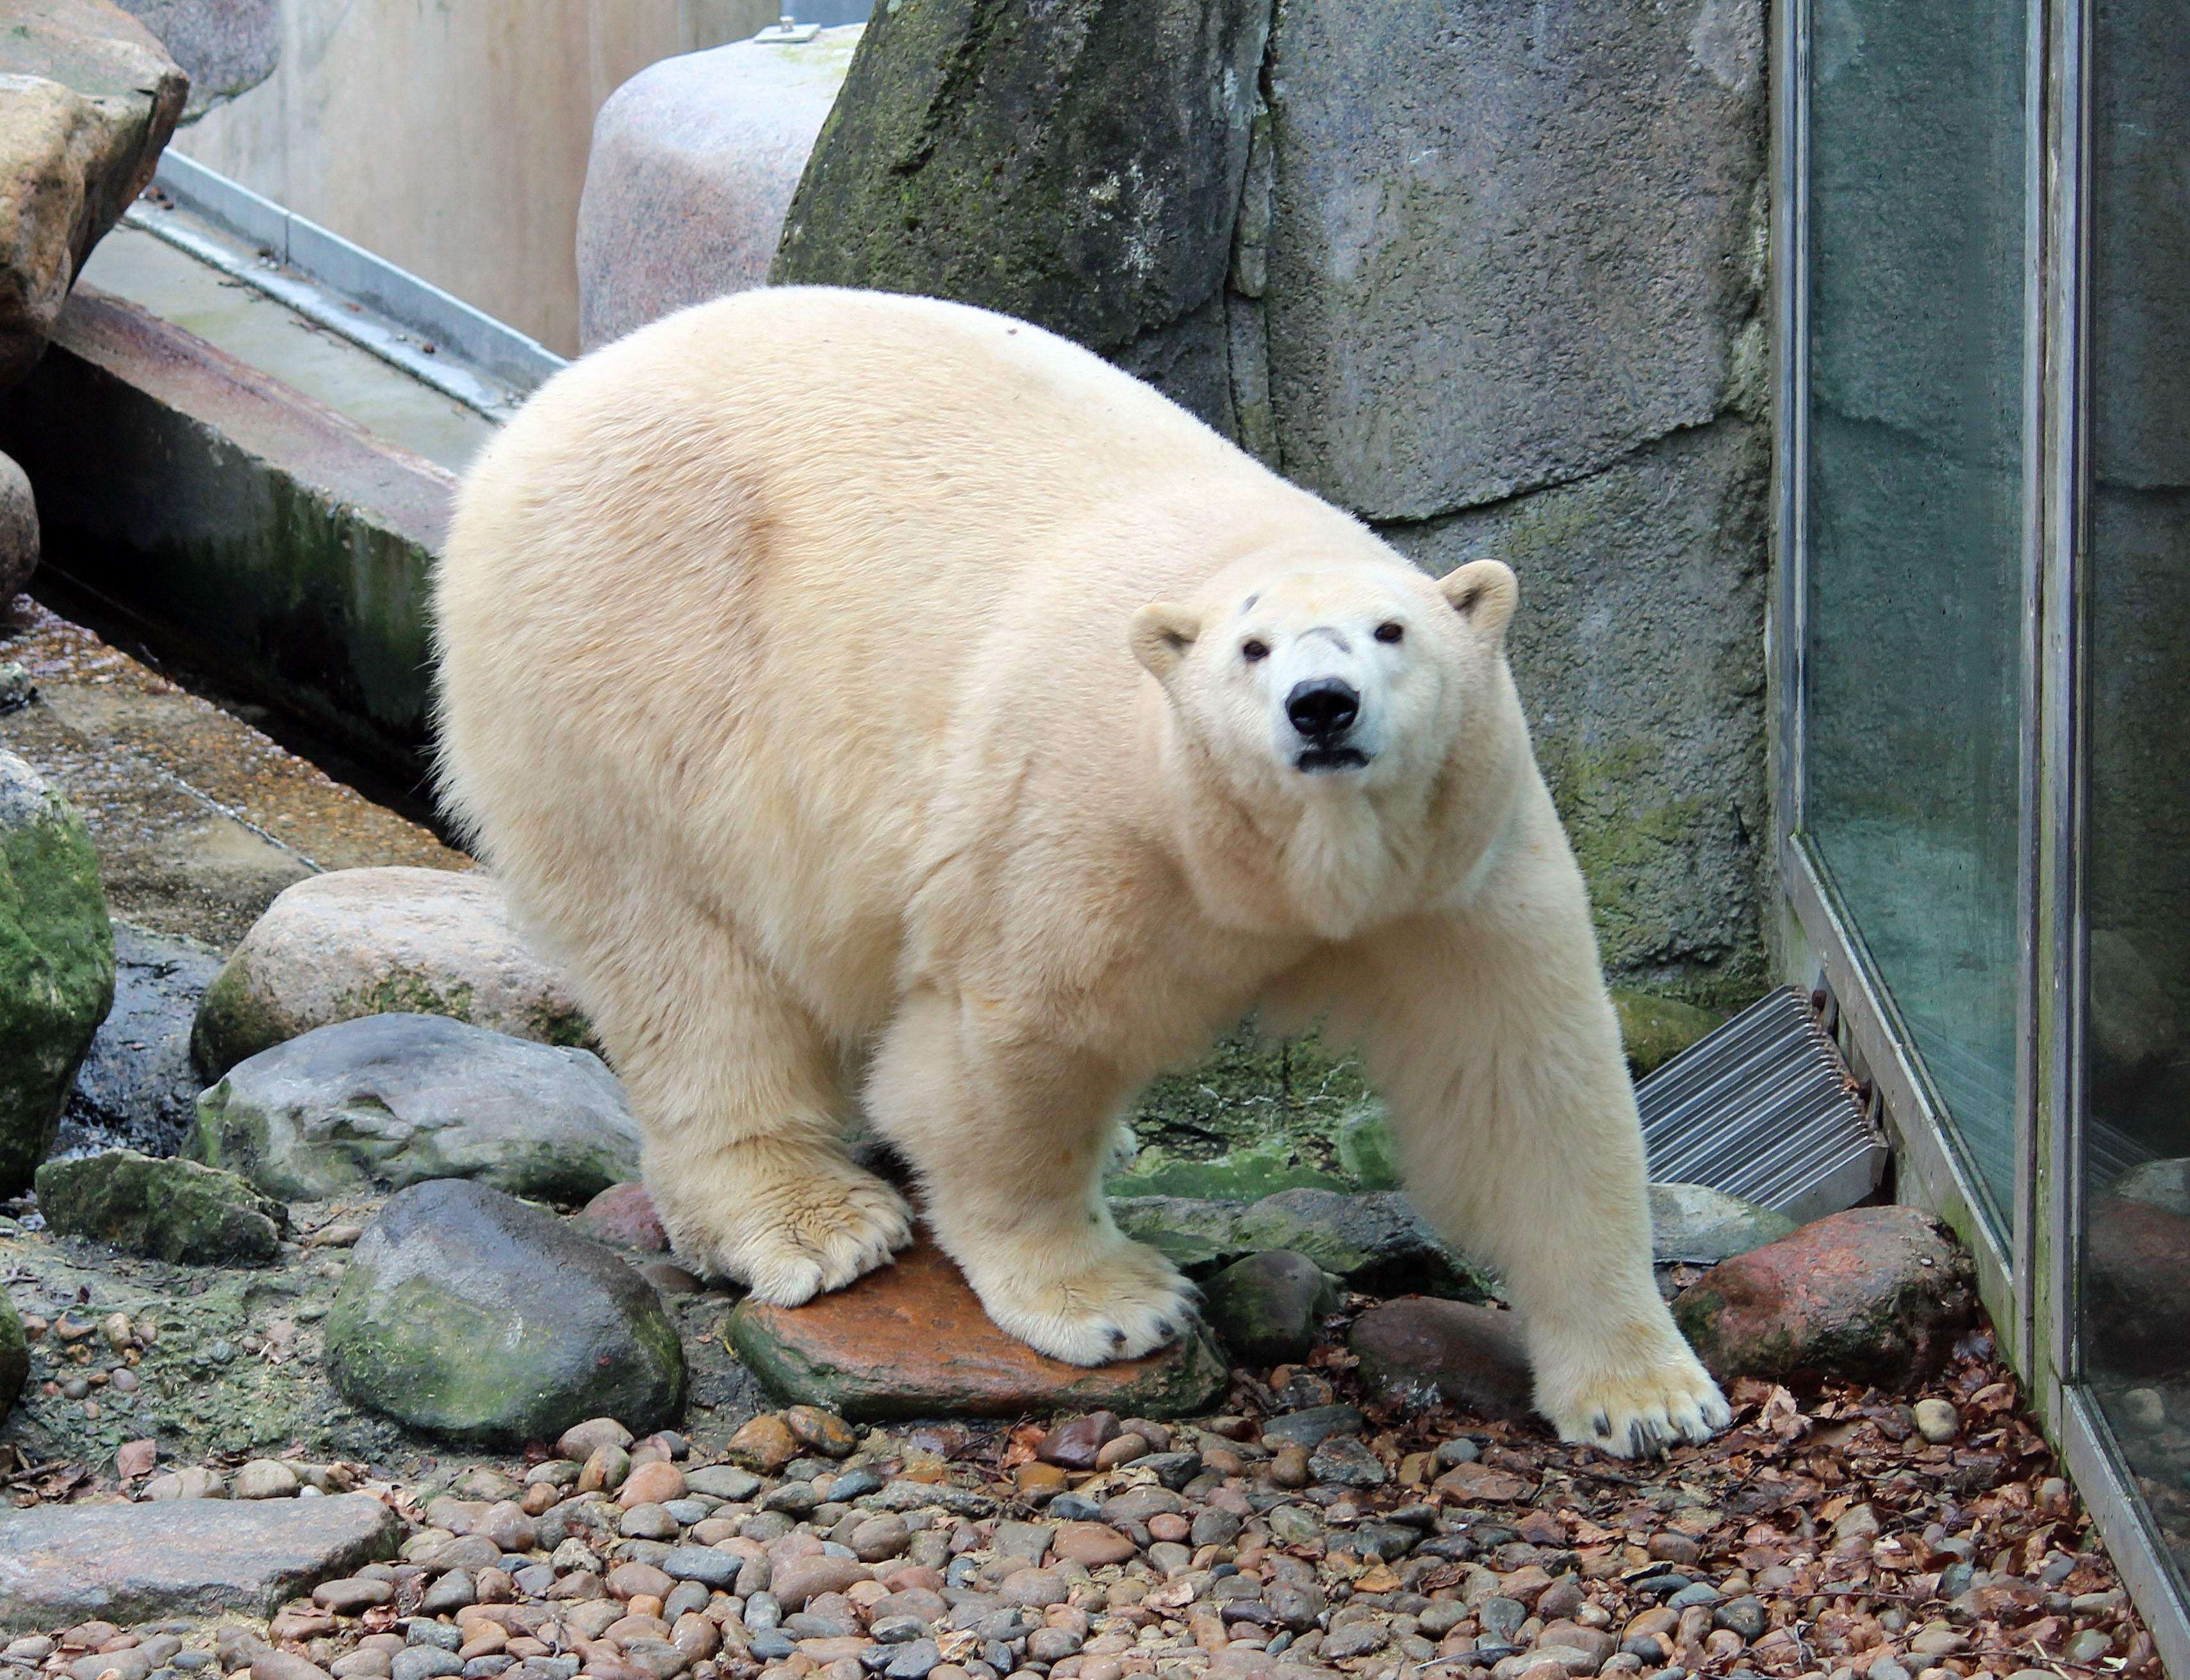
[1375, 622, 1404, 643]
[1242, 640, 1269, 663]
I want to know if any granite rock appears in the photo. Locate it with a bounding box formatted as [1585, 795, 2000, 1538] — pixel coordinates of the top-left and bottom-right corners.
[0, 1492, 397, 1632]
[0, 451, 36, 601]
[772, 0, 1269, 432]
[578, 27, 862, 352]
[35, 1146, 287, 1264]
[1674, 1204, 1977, 1382]
[113, 0, 279, 120]
[191, 867, 588, 1078]
[0, 749, 115, 1195]
[188, 1012, 641, 1203]
[325, 1179, 684, 1444]
[1648, 1182, 1796, 1266]
[727, 1231, 1226, 1419]
[0, 1, 187, 389]
[1348, 1298, 1535, 1419]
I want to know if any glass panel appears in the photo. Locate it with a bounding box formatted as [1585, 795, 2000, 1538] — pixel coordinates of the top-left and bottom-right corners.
[2080, 0, 2190, 1597]
[1803, 0, 2029, 1222]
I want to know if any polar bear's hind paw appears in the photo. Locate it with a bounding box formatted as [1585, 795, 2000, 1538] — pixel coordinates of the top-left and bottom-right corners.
[1547, 1356, 1733, 1460]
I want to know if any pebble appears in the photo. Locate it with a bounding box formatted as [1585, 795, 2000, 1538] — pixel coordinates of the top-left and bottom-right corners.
[1913, 1397, 1961, 1443]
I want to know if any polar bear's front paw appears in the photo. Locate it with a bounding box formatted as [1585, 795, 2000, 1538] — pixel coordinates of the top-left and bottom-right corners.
[961, 1233, 1199, 1367]
[653, 1146, 914, 1306]
[1543, 1346, 1733, 1459]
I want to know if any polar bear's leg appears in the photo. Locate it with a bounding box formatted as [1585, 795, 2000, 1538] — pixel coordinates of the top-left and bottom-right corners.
[1319, 880, 1730, 1457]
[866, 985, 1198, 1365]
[591, 913, 913, 1304]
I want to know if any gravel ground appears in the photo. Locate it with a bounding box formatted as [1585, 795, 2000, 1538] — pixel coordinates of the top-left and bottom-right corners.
[0, 1320, 2166, 1680]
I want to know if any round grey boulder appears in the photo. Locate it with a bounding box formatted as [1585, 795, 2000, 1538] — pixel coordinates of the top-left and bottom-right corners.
[326, 1178, 685, 1445]
[577, 27, 862, 352]
[0, 450, 36, 602]
[1203, 1250, 1339, 1366]
[190, 867, 588, 1079]
[188, 1012, 642, 1203]
[1648, 1181, 1797, 1265]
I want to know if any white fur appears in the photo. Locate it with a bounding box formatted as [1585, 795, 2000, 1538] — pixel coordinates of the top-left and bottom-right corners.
[434, 286, 1730, 1455]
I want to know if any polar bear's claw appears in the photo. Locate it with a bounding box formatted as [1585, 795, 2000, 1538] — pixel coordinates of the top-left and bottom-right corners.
[1545, 1349, 1733, 1460]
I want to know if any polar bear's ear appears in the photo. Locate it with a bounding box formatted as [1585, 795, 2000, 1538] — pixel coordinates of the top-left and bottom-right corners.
[1131, 602, 1203, 681]
[1439, 559, 1519, 641]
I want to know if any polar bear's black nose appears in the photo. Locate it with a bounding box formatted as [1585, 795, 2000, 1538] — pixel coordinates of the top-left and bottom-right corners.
[1287, 678, 1360, 739]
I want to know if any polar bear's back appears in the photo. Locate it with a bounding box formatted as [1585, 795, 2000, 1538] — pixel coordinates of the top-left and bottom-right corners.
[434, 287, 1331, 1032]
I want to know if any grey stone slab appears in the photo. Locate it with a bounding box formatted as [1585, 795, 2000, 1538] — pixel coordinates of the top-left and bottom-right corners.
[0, 1491, 397, 1631]
[115, 0, 279, 120]
[1383, 418, 1770, 997]
[1263, 0, 1767, 520]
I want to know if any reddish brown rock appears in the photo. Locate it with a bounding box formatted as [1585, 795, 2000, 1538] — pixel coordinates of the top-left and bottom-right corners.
[617, 1462, 686, 1509]
[573, 1183, 668, 1253]
[1038, 1411, 1121, 1470]
[1049, 1521, 1138, 1567]
[726, 1231, 1226, 1419]
[1432, 1460, 1532, 1503]
[724, 1413, 798, 1474]
[2083, 1196, 2190, 1375]
[1673, 1205, 1976, 1383]
[769, 1554, 872, 1610]
[1349, 1298, 1535, 1418]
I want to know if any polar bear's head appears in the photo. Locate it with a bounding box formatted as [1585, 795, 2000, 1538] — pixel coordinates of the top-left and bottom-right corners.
[1128, 554, 1521, 935]
[1130, 555, 1518, 794]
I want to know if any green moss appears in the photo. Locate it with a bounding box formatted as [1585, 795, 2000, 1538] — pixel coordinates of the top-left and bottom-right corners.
[1611, 988, 1724, 1076]
[0, 1289, 25, 1417]
[0, 763, 114, 1195]
[35, 1149, 286, 1265]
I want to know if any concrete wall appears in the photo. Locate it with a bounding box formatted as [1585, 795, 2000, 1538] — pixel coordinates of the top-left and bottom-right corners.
[174, 0, 782, 356]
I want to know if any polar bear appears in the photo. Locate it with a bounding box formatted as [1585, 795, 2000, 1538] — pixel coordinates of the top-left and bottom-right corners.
[434, 286, 1731, 1455]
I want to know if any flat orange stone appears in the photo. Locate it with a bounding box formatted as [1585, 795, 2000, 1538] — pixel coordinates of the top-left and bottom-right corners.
[727, 1231, 1224, 1421]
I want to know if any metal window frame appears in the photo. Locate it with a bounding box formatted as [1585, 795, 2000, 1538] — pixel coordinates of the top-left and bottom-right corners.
[1771, 0, 2190, 1659]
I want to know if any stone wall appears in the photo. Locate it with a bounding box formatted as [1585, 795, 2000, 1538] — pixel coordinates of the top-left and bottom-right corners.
[776, 0, 1772, 1006]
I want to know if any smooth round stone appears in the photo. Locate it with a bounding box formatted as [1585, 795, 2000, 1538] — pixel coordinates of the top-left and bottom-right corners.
[1913, 1398, 1961, 1443]
[660, 1498, 712, 1526]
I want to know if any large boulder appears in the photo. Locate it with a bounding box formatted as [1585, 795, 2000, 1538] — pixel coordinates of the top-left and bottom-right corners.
[578, 26, 862, 352]
[190, 867, 588, 1078]
[1349, 1297, 1535, 1419]
[1, 1289, 25, 1418]
[35, 1147, 286, 1265]
[773, 0, 1270, 431]
[0, 750, 115, 1196]
[1233, 1189, 1494, 1301]
[325, 1178, 684, 1444]
[1673, 1204, 1977, 1383]
[0, 0, 188, 389]
[0, 450, 35, 602]
[112, 0, 279, 120]
[728, 1231, 1226, 1420]
[188, 1012, 642, 1203]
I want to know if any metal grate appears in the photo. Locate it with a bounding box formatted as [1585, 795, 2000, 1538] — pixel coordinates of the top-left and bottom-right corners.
[1636, 985, 1889, 1228]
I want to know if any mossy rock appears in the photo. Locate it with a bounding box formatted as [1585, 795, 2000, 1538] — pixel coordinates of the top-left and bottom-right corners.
[1613, 987, 1724, 1076]
[35, 1148, 287, 1266]
[0, 1288, 25, 1417]
[0, 752, 115, 1196]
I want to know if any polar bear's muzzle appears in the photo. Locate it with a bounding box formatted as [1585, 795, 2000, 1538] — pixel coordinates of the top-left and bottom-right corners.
[1287, 678, 1370, 772]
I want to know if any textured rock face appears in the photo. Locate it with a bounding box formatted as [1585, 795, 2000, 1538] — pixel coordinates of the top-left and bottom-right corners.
[0, 450, 37, 601]
[188, 1012, 642, 1203]
[0, 1493, 397, 1632]
[579, 27, 862, 352]
[1674, 1205, 1977, 1382]
[773, 0, 1270, 430]
[773, 0, 1772, 1001]
[326, 1179, 684, 1445]
[728, 1233, 1226, 1420]
[191, 868, 588, 1078]
[1384, 420, 1770, 992]
[0, 750, 115, 1196]
[113, 0, 279, 120]
[1233, 1189, 1493, 1302]
[1614, 989, 1724, 1078]
[36, 1146, 287, 1264]
[1261, 0, 1765, 520]
[0, 1, 188, 390]
[1349, 1299, 1534, 1417]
